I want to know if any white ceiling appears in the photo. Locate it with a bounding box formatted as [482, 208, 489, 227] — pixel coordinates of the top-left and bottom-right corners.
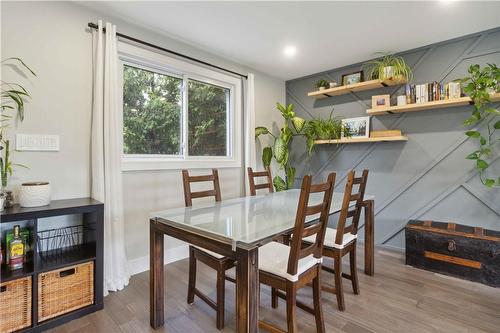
[80, 1, 500, 80]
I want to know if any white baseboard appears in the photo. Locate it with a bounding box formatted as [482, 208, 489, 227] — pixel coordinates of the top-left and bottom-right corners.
[127, 244, 189, 276]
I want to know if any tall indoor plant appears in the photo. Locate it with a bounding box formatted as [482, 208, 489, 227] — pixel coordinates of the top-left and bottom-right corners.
[1, 57, 35, 207]
[461, 63, 499, 188]
[255, 103, 346, 191]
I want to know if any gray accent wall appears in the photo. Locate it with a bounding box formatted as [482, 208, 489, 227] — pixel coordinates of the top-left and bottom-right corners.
[286, 27, 500, 251]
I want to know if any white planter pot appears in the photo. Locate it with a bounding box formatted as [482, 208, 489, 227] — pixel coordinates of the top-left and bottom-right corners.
[318, 86, 326, 91]
[383, 66, 395, 79]
[19, 182, 51, 207]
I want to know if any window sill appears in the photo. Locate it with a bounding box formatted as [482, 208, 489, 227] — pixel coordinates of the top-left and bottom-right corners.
[122, 157, 242, 171]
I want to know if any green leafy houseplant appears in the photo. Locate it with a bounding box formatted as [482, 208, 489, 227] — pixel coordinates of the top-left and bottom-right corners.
[303, 111, 347, 151]
[255, 103, 315, 191]
[315, 79, 330, 90]
[0, 57, 35, 192]
[461, 63, 499, 188]
[364, 52, 413, 82]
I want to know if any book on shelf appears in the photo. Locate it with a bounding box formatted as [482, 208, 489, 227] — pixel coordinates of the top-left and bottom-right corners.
[370, 130, 402, 138]
[405, 80, 462, 105]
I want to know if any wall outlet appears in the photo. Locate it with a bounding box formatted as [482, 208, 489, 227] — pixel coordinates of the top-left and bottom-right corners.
[16, 134, 60, 151]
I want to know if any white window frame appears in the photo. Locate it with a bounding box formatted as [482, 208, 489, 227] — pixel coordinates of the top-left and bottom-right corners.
[118, 42, 242, 171]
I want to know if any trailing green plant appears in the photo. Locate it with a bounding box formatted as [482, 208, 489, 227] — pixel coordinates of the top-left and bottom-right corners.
[315, 79, 330, 89]
[461, 63, 500, 188]
[303, 110, 348, 152]
[364, 52, 413, 82]
[255, 103, 316, 191]
[0, 57, 35, 190]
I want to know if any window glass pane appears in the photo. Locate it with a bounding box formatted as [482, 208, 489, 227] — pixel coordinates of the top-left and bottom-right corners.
[123, 65, 182, 155]
[188, 80, 229, 156]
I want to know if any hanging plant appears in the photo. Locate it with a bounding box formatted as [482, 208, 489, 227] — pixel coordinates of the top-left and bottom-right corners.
[461, 63, 499, 188]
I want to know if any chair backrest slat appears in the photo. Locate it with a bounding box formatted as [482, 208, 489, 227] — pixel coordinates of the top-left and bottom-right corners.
[247, 167, 274, 196]
[334, 170, 369, 246]
[286, 172, 336, 276]
[182, 169, 221, 207]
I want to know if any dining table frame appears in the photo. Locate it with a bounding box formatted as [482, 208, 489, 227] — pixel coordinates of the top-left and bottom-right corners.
[150, 198, 374, 332]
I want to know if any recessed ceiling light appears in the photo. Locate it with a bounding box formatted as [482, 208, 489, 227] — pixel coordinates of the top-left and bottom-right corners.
[283, 45, 297, 57]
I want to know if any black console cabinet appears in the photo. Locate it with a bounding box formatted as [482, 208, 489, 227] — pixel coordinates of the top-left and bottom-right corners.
[1, 198, 104, 332]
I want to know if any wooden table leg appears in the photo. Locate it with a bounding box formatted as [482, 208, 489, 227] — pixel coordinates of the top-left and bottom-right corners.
[236, 247, 259, 333]
[150, 219, 165, 329]
[363, 200, 374, 276]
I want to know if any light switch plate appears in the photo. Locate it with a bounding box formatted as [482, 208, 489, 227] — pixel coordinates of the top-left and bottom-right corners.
[16, 134, 60, 151]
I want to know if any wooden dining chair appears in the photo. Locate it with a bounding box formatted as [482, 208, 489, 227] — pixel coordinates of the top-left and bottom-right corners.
[258, 172, 336, 333]
[247, 166, 274, 196]
[182, 169, 235, 330]
[303, 169, 368, 311]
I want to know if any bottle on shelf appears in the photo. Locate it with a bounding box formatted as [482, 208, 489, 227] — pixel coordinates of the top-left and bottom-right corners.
[9, 225, 25, 270]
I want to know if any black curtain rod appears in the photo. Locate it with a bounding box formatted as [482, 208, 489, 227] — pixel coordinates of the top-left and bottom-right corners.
[87, 22, 248, 79]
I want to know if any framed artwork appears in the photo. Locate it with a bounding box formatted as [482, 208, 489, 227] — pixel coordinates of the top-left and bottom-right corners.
[371, 94, 391, 109]
[342, 116, 370, 139]
[341, 71, 363, 86]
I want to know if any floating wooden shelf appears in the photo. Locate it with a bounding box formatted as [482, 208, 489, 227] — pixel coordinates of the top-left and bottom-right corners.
[308, 78, 407, 99]
[367, 92, 500, 116]
[314, 135, 408, 145]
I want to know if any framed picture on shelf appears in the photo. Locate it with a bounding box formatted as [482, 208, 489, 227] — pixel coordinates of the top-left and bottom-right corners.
[342, 116, 370, 139]
[372, 94, 391, 109]
[341, 71, 363, 86]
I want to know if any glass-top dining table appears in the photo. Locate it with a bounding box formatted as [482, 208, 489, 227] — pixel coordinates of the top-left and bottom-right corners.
[149, 189, 375, 332]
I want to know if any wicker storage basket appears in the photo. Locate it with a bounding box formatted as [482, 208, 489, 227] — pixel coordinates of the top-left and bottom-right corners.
[0, 276, 32, 333]
[38, 261, 94, 322]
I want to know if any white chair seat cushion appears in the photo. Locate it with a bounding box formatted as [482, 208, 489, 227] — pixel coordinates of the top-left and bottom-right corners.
[258, 241, 322, 282]
[193, 245, 225, 259]
[303, 227, 357, 249]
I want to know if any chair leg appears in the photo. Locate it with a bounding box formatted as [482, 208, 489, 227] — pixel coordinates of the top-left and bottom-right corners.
[187, 247, 196, 304]
[286, 282, 298, 333]
[334, 254, 345, 311]
[312, 267, 325, 333]
[216, 269, 225, 330]
[350, 246, 360, 295]
[271, 287, 278, 308]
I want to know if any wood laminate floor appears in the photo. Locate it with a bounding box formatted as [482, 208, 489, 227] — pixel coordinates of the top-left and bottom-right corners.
[48, 247, 500, 333]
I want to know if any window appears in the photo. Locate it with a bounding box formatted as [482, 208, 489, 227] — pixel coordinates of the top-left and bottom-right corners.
[123, 65, 182, 155]
[119, 42, 241, 171]
[188, 79, 229, 156]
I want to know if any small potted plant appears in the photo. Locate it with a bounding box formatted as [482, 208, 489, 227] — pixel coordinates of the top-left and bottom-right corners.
[315, 79, 330, 91]
[364, 52, 413, 82]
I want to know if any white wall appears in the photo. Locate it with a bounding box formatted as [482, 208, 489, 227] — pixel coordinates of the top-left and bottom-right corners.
[1, 1, 284, 274]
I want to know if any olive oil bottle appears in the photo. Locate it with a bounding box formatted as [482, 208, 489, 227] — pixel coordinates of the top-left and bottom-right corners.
[9, 225, 25, 270]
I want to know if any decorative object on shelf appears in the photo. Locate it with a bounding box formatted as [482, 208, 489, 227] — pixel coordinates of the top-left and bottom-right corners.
[329, 80, 338, 88]
[8, 225, 25, 270]
[370, 130, 402, 138]
[19, 182, 51, 207]
[406, 220, 500, 288]
[364, 52, 413, 81]
[461, 63, 500, 188]
[4, 190, 14, 208]
[371, 94, 391, 109]
[397, 95, 407, 106]
[0, 58, 35, 201]
[303, 110, 348, 143]
[255, 103, 316, 191]
[341, 116, 370, 139]
[0, 192, 4, 212]
[341, 70, 363, 86]
[315, 79, 330, 91]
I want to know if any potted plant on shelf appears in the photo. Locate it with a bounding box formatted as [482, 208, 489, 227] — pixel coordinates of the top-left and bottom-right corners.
[1, 57, 35, 210]
[364, 52, 413, 82]
[461, 63, 500, 188]
[303, 110, 348, 148]
[315, 79, 330, 91]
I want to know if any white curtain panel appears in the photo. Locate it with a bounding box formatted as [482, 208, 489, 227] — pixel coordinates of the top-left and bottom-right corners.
[243, 73, 256, 194]
[91, 20, 130, 295]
